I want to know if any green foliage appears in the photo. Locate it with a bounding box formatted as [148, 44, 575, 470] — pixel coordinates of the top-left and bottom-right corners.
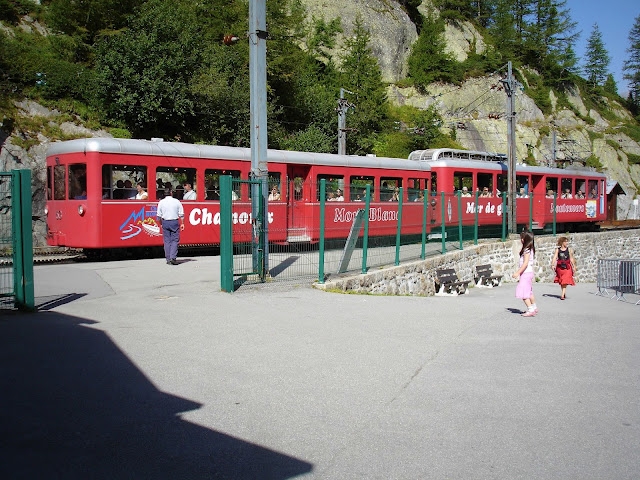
[584, 24, 611, 87]
[585, 154, 603, 170]
[277, 125, 334, 153]
[619, 124, 640, 143]
[623, 15, 640, 111]
[603, 74, 618, 95]
[627, 153, 640, 165]
[109, 128, 132, 139]
[0, 0, 38, 23]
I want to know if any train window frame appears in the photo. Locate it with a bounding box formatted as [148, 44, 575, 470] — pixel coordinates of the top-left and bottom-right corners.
[107, 164, 147, 200]
[453, 171, 473, 194]
[380, 177, 402, 202]
[516, 175, 530, 197]
[587, 179, 598, 199]
[546, 177, 559, 198]
[316, 174, 344, 201]
[156, 166, 196, 201]
[204, 169, 241, 201]
[53, 165, 65, 200]
[477, 173, 494, 197]
[68, 164, 87, 200]
[408, 178, 424, 202]
[561, 178, 573, 198]
[349, 175, 374, 202]
[430, 172, 438, 195]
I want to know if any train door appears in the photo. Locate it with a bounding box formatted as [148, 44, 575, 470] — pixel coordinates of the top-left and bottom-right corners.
[530, 174, 546, 228]
[287, 165, 311, 242]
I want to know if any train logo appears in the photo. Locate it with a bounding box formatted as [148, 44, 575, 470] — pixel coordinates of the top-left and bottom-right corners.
[119, 206, 161, 240]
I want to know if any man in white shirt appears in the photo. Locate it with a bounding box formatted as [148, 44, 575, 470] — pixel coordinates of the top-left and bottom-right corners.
[157, 188, 185, 265]
[182, 182, 196, 200]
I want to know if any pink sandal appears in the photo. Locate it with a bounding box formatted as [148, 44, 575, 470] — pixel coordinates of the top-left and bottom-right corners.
[521, 311, 536, 317]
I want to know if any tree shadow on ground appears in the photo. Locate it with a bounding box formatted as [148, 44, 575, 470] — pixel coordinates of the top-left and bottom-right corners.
[0, 312, 312, 479]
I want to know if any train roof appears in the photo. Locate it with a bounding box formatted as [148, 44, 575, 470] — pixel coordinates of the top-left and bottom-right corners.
[46, 138, 432, 172]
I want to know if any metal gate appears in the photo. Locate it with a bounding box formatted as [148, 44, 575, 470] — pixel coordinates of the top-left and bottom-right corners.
[0, 169, 35, 310]
[220, 176, 265, 292]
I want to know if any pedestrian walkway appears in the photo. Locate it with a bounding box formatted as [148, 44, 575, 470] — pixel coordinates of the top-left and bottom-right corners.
[1, 257, 639, 479]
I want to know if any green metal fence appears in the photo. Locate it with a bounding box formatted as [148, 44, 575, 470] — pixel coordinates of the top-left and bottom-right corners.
[220, 179, 552, 291]
[0, 169, 35, 310]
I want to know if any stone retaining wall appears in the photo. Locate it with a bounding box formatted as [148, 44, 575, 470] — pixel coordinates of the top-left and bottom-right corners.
[315, 229, 640, 296]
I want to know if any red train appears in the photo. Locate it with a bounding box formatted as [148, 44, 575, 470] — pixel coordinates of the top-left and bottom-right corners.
[44, 139, 607, 253]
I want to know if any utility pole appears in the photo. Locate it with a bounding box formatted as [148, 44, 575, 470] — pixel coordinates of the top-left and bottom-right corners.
[337, 88, 354, 155]
[249, 0, 269, 272]
[500, 61, 518, 234]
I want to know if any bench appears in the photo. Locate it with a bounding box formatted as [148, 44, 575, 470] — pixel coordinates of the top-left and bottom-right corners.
[474, 264, 503, 288]
[434, 268, 470, 296]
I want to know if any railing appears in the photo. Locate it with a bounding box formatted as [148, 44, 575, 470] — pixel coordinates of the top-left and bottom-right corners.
[596, 259, 640, 304]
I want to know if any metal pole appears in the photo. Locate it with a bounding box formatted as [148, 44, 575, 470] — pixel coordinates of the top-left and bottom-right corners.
[395, 187, 403, 266]
[249, 0, 269, 272]
[420, 188, 427, 259]
[318, 179, 326, 283]
[501, 61, 518, 234]
[337, 88, 353, 156]
[361, 184, 371, 274]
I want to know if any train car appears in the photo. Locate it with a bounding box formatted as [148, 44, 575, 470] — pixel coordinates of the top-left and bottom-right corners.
[410, 149, 607, 230]
[44, 138, 432, 254]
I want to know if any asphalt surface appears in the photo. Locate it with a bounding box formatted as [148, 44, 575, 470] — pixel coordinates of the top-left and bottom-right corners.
[1, 256, 639, 479]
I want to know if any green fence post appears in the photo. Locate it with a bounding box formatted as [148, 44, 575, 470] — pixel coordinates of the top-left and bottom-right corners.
[421, 188, 427, 260]
[220, 175, 233, 292]
[18, 170, 34, 309]
[318, 179, 326, 284]
[395, 187, 403, 266]
[457, 191, 463, 250]
[440, 191, 446, 254]
[501, 191, 507, 241]
[474, 190, 479, 245]
[11, 171, 24, 307]
[361, 184, 371, 274]
[553, 192, 557, 236]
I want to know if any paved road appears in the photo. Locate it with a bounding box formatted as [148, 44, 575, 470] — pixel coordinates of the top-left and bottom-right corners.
[1, 256, 639, 479]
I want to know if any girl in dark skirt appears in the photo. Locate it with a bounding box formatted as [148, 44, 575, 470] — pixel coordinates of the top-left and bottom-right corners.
[551, 236, 576, 300]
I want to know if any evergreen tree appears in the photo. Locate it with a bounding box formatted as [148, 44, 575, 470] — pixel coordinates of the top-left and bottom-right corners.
[623, 14, 640, 111]
[603, 74, 617, 95]
[339, 15, 388, 154]
[584, 24, 611, 87]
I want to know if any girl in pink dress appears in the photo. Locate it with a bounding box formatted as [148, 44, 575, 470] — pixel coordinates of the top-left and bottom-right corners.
[512, 230, 538, 317]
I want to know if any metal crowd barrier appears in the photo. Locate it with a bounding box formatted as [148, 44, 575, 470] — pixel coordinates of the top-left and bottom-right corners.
[596, 259, 640, 304]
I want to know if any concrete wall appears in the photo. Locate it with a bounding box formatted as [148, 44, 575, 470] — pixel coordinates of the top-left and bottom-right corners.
[315, 229, 640, 296]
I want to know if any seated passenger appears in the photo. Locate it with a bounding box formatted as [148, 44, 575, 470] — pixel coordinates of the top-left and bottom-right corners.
[123, 180, 136, 199]
[561, 188, 572, 199]
[135, 182, 148, 200]
[576, 190, 585, 199]
[546, 189, 555, 199]
[517, 187, 528, 198]
[182, 181, 196, 200]
[461, 187, 471, 197]
[113, 180, 126, 199]
[414, 191, 425, 202]
[388, 188, 399, 202]
[268, 186, 281, 201]
[335, 188, 345, 201]
[480, 187, 491, 198]
[589, 187, 598, 199]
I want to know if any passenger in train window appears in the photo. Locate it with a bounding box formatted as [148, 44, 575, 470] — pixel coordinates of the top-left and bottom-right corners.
[335, 189, 344, 201]
[480, 187, 491, 198]
[269, 186, 281, 201]
[561, 188, 572, 199]
[123, 180, 136, 199]
[546, 189, 555, 199]
[589, 187, 598, 199]
[182, 181, 196, 200]
[389, 187, 399, 202]
[113, 180, 125, 199]
[326, 192, 335, 202]
[517, 187, 528, 198]
[414, 191, 425, 202]
[135, 182, 148, 200]
[461, 187, 471, 197]
[575, 190, 585, 199]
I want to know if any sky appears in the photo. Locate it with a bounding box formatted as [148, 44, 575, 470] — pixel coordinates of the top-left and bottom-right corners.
[565, 0, 639, 96]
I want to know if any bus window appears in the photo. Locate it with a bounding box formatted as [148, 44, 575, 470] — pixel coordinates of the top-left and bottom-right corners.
[204, 169, 240, 201]
[561, 178, 573, 198]
[380, 177, 401, 201]
[157, 166, 195, 200]
[546, 177, 559, 198]
[349, 175, 373, 202]
[477, 173, 494, 196]
[68, 164, 87, 200]
[316, 174, 344, 201]
[453, 171, 473, 194]
[54, 165, 65, 200]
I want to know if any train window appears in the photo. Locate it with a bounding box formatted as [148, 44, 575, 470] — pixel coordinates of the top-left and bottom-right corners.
[52, 165, 65, 200]
[68, 164, 87, 200]
[431, 173, 437, 194]
[46, 167, 53, 200]
[317, 174, 344, 201]
[349, 176, 374, 202]
[157, 166, 195, 200]
[204, 169, 240, 201]
[107, 165, 147, 200]
[546, 177, 559, 198]
[453, 171, 472, 193]
[561, 178, 573, 198]
[497, 174, 507, 197]
[576, 179, 586, 198]
[477, 173, 494, 196]
[380, 178, 401, 202]
[293, 176, 304, 201]
[268, 173, 282, 201]
[408, 178, 423, 201]
[516, 175, 529, 196]
[588, 180, 598, 199]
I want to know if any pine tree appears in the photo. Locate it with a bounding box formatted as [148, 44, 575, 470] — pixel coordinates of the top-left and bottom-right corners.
[603, 74, 617, 95]
[584, 23, 611, 87]
[623, 14, 640, 111]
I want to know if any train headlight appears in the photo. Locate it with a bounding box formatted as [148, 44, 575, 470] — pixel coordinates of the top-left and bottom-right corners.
[78, 204, 86, 216]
